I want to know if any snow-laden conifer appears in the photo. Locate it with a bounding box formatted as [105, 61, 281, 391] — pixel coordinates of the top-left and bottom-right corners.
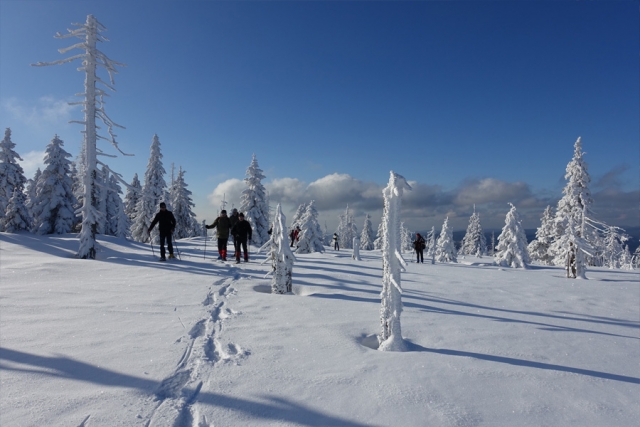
[459, 207, 487, 257]
[0, 128, 27, 228]
[435, 217, 457, 263]
[104, 173, 127, 236]
[550, 137, 594, 263]
[633, 246, 640, 270]
[259, 204, 295, 294]
[554, 216, 590, 278]
[25, 169, 42, 223]
[291, 202, 307, 231]
[2, 189, 31, 233]
[400, 222, 413, 253]
[295, 200, 325, 254]
[373, 221, 384, 250]
[620, 245, 634, 271]
[31, 135, 77, 235]
[336, 205, 358, 249]
[528, 206, 555, 265]
[352, 236, 362, 261]
[379, 171, 411, 352]
[124, 173, 141, 222]
[171, 167, 198, 239]
[360, 214, 375, 250]
[96, 166, 108, 235]
[495, 203, 530, 268]
[240, 155, 270, 246]
[601, 225, 629, 269]
[131, 135, 166, 243]
[34, 15, 128, 259]
[426, 226, 437, 264]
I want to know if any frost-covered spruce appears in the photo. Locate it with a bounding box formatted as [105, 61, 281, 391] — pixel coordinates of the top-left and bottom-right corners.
[259, 204, 295, 294]
[495, 203, 530, 268]
[554, 216, 590, 278]
[171, 167, 198, 239]
[295, 200, 325, 254]
[379, 171, 411, 352]
[336, 205, 358, 249]
[360, 214, 375, 250]
[290, 202, 307, 231]
[34, 15, 127, 259]
[373, 221, 384, 250]
[352, 236, 362, 261]
[459, 207, 487, 257]
[426, 226, 437, 264]
[550, 137, 594, 264]
[31, 135, 77, 235]
[620, 245, 634, 271]
[96, 166, 109, 235]
[131, 135, 167, 243]
[105, 173, 127, 236]
[124, 173, 141, 222]
[435, 217, 457, 263]
[2, 189, 31, 233]
[0, 128, 27, 228]
[601, 225, 629, 269]
[633, 246, 640, 270]
[240, 154, 270, 246]
[25, 169, 42, 224]
[527, 206, 555, 265]
[400, 222, 413, 253]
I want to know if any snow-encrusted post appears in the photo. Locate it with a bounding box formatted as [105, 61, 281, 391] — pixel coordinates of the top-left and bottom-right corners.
[379, 171, 411, 352]
[352, 236, 362, 261]
[33, 15, 127, 259]
[259, 204, 295, 294]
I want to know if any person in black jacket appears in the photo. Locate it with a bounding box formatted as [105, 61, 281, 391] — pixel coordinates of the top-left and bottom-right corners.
[413, 233, 426, 263]
[148, 202, 177, 261]
[230, 212, 252, 263]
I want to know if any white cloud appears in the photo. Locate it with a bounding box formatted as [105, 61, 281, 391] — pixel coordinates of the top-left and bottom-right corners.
[206, 178, 244, 213]
[19, 150, 45, 179]
[2, 96, 79, 129]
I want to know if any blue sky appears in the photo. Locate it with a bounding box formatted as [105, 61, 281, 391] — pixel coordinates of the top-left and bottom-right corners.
[1, 0, 638, 232]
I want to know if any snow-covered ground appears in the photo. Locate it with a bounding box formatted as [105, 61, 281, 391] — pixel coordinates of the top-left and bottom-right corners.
[1, 232, 638, 427]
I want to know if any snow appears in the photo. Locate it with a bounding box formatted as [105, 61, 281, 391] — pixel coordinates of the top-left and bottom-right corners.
[1, 232, 638, 426]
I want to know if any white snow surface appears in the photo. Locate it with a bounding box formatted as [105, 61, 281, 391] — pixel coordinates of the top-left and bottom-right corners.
[1, 232, 638, 427]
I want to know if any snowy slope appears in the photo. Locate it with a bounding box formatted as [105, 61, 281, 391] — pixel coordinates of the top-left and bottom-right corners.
[0, 233, 638, 427]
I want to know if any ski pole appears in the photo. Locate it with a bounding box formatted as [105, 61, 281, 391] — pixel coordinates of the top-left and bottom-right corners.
[150, 237, 155, 257]
[172, 233, 181, 260]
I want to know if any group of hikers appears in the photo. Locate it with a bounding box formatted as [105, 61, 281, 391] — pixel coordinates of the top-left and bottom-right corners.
[147, 202, 428, 264]
[147, 203, 252, 263]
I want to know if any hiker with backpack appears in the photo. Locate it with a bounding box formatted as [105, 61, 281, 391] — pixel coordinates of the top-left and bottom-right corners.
[413, 233, 426, 263]
[147, 202, 177, 261]
[230, 212, 252, 263]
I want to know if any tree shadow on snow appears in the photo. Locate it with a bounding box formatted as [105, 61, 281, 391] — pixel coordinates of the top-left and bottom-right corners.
[0, 347, 380, 427]
[401, 341, 640, 385]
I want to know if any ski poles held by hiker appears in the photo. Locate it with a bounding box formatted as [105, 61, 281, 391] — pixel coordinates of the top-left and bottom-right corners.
[147, 202, 177, 261]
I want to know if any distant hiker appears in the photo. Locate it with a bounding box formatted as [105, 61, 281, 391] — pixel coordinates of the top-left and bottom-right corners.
[332, 233, 339, 250]
[413, 233, 426, 263]
[230, 212, 253, 263]
[229, 208, 240, 258]
[205, 209, 231, 261]
[147, 202, 177, 261]
[290, 226, 300, 247]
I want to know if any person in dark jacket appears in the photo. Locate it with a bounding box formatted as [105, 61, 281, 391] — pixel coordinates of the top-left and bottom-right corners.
[230, 212, 252, 263]
[229, 208, 240, 259]
[413, 233, 426, 263]
[205, 209, 232, 261]
[148, 202, 177, 261]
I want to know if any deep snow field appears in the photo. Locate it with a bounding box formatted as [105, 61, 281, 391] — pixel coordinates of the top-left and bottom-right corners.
[0, 232, 638, 427]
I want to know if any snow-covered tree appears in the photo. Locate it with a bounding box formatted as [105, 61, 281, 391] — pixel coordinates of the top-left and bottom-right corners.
[295, 200, 325, 254]
[171, 167, 198, 239]
[131, 135, 167, 243]
[360, 214, 375, 250]
[260, 204, 295, 294]
[373, 221, 384, 250]
[104, 172, 127, 237]
[435, 217, 457, 263]
[379, 171, 411, 352]
[601, 225, 629, 269]
[25, 169, 42, 223]
[459, 207, 487, 257]
[425, 226, 437, 264]
[400, 222, 413, 253]
[0, 128, 27, 229]
[124, 173, 141, 222]
[620, 245, 634, 271]
[632, 246, 640, 270]
[352, 236, 362, 261]
[34, 15, 128, 259]
[2, 189, 31, 233]
[240, 154, 270, 246]
[291, 202, 307, 231]
[495, 203, 530, 269]
[554, 216, 590, 278]
[550, 137, 594, 264]
[31, 135, 77, 235]
[527, 206, 555, 265]
[96, 166, 108, 235]
[336, 205, 358, 249]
